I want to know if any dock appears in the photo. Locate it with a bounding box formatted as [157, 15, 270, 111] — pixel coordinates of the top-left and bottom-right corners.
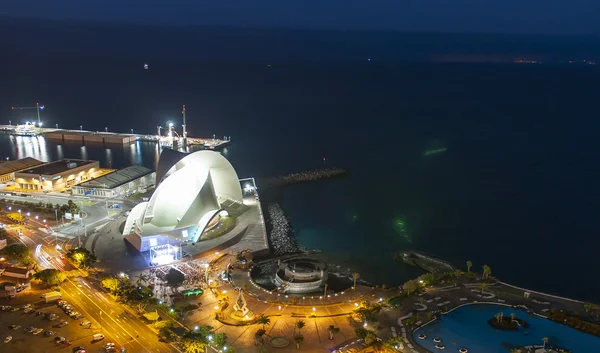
[0, 125, 230, 149]
[399, 251, 455, 274]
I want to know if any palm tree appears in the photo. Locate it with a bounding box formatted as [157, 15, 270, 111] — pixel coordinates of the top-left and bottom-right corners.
[542, 337, 549, 349]
[294, 335, 304, 350]
[136, 273, 149, 286]
[454, 269, 464, 278]
[466, 260, 472, 273]
[510, 313, 516, 322]
[296, 320, 305, 335]
[510, 349, 522, 353]
[482, 265, 492, 279]
[256, 314, 271, 330]
[328, 325, 340, 340]
[495, 313, 502, 323]
[352, 272, 360, 290]
[479, 283, 488, 294]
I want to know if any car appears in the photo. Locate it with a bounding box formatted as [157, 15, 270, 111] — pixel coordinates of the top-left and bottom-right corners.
[8, 325, 20, 330]
[92, 333, 104, 341]
[44, 330, 55, 337]
[24, 326, 35, 333]
[4, 336, 12, 343]
[105, 348, 116, 353]
[79, 321, 91, 326]
[104, 343, 116, 348]
[54, 336, 66, 342]
[72, 345, 85, 353]
[58, 321, 68, 327]
[33, 328, 44, 335]
[73, 314, 84, 320]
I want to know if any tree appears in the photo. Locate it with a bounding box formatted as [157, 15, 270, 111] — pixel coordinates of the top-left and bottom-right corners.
[296, 320, 305, 335]
[402, 279, 420, 295]
[212, 333, 228, 349]
[466, 260, 472, 273]
[355, 327, 370, 339]
[328, 325, 340, 340]
[66, 248, 97, 267]
[256, 315, 271, 330]
[510, 349, 522, 353]
[352, 272, 360, 289]
[482, 265, 492, 279]
[33, 269, 66, 287]
[364, 332, 378, 346]
[454, 269, 464, 278]
[510, 313, 516, 322]
[294, 334, 303, 350]
[542, 337, 548, 349]
[101, 277, 121, 292]
[478, 283, 488, 294]
[1, 243, 32, 261]
[420, 273, 435, 286]
[136, 273, 149, 286]
[180, 338, 206, 353]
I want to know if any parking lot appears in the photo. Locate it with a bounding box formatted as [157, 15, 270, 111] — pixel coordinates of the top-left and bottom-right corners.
[0, 296, 113, 353]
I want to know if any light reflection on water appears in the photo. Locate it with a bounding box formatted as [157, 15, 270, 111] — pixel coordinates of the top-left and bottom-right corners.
[0, 133, 162, 170]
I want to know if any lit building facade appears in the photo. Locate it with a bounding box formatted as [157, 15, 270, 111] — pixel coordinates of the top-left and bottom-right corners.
[122, 150, 243, 253]
[14, 159, 101, 191]
[71, 165, 155, 198]
[0, 157, 43, 183]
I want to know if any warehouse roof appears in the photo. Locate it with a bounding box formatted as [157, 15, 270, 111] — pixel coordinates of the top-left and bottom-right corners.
[77, 165, 154, 189]
[17, 159, 95, 176]
[0, 158, 43, 176]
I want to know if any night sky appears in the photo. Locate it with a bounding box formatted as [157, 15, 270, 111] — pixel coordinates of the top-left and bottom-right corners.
[3, 0, 600, 35]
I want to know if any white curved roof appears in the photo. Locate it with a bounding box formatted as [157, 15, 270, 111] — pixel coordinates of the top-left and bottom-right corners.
[162, 151, 243, 202]
[122, 150, 242, 239]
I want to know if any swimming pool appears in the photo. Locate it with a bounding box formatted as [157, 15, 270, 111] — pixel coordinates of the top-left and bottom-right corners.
[413, 304, 599, 353]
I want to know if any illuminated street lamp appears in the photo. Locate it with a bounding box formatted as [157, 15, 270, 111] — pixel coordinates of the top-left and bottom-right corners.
[35, 215, 39, 220]
[43, 219, 46, 223]
[80, 125, 83, 131]
[26, 212, 30, 217]
[7, 206, 11, 211]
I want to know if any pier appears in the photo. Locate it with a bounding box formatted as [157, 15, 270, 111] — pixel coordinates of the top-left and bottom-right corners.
[399, 251, 455, 274]
[0, 125, 230, 149]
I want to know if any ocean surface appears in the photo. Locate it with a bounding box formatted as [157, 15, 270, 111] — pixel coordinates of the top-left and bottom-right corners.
[1, 59, 599, 301]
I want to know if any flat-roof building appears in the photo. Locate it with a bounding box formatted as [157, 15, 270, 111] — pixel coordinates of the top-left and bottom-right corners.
[72, 165, 155, 198]
[0, 157, 43, 183]
[14, 159, 101, 191]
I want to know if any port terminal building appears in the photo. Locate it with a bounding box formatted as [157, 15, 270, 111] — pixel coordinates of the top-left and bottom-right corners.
[71, 165, 155, 198]
[0, 157, 43, 183]
[14, 159, 101, 191]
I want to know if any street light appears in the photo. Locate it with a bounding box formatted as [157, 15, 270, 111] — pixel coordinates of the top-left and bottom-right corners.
[26, 212, 30, 217]
[80, 125, 83, 131]
[35, 215, 39, 220]
[105, 127, 108, 132]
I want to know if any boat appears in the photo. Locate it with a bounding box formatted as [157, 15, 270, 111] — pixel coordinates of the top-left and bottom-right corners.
[4, 336, 12, 343]
[12, 122, 38, 136]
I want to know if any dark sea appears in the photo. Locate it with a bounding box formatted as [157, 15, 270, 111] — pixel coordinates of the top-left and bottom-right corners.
[1, 58, 599, 301]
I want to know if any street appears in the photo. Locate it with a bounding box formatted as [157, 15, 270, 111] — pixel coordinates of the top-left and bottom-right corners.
[1, 194, 181, 353]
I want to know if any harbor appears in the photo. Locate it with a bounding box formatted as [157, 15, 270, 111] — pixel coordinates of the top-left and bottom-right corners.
[0, 124, 230, 149]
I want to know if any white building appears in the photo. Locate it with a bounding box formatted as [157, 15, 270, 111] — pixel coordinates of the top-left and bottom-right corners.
[71, 165, 155, 198]
[122, 150, 243, 252]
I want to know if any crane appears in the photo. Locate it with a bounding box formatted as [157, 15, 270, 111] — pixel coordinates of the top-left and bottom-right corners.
[11, 103, 45, 126]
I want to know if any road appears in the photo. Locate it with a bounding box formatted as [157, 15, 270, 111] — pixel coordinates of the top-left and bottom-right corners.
[4, 204, 181, 353]
[1, 192, 136, 245]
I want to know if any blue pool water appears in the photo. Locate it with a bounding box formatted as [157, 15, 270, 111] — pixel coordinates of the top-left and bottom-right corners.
[413, 304, 599, 353]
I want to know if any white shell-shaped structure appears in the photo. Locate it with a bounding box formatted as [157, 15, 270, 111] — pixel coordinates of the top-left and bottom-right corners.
[123, 150, 242, 251]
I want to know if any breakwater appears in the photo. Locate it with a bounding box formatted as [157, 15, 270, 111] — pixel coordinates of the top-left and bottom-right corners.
[258, 167, 348, 257]
[261, 167, 349, 189]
